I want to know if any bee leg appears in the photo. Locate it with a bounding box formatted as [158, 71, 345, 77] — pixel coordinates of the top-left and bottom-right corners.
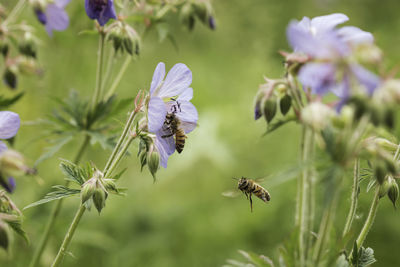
[161, 133, 174, 138]
[249, 194, 253, 212]
[244, 192, 248, 200]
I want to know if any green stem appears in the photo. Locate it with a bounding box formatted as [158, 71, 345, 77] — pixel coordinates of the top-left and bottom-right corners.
[3, 0, 26, 26]
[105, 133, 136, 177]
[298, 126, 314, 266]
[103, 109, 138, 175]
[312, 177, 341, 265]
[104, 56, 132, 100]
[51, 205, 86, 267]
[342, 158, 360, 239]
[355, 186, 380, 249]
[101, 48, 115, 97]
[92, 33, 106, 109]
[29, 135, 91, 267]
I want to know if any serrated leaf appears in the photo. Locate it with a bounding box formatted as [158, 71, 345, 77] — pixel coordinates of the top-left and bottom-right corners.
[0, 92, 24, 108]
[59, 160, 88, 185]
[6, 218, 29, 244]
[87, 131, 116, 150]
[238, 250, 274, 266]
[24, 186, 81, 209]
[109, 97, 134, 117]
[34, 136, 73, 167]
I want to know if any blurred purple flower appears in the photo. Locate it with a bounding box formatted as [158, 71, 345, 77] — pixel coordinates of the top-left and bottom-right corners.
[34, 0, 71, 36]
[287, 13, 373, 59]
[0, 111, 20, 193]
[287, 13, 379, 107]
[85, 0, 117, 26]
[148, 62, 198, 168]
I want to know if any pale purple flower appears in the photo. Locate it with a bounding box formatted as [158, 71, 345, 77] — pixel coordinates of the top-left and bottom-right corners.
[0, 111, 20, 193]
[287, 13, 373, 59]
[85, 0, 117, 26]
[34, 0, 71, 36]
[287, 13, 379, 107]
[148, 62, 198, 168]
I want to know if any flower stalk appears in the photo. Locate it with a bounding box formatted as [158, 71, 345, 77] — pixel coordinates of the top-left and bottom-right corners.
[92, 32, 106, 109]
[105, 56, 132, 100]
[3, 0, 26, 26]
[29, 134, 91, 267]
[342, 158, 360, 239]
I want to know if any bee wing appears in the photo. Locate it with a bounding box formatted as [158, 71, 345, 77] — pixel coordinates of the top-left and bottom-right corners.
[180, 121, 198, 134]
[254, 178, 265, 183]
[222, 190, 241, 198]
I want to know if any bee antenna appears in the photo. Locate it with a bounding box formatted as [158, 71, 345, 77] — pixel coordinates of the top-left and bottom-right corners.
[232, 177, 239, 181]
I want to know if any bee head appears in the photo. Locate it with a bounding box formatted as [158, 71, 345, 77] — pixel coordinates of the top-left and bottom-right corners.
[237, 177, 247, 188]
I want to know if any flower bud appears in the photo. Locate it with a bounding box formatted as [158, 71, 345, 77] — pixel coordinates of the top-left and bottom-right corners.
[0, 221, 9, 250]
[3, 68, 17, 89]
[107, 21, 140, 55]
[280, 94, 292, 116]
[18, 32, 37, 58]
[263, 95, 277, 123]
[92, 186, 107, 214]
[0, 150, 32, 178]
[387, 177, 399, 208]
[102, 179, 117, 192]
[374, 161, 386, 185]
[180, 3, 196, 31]
[147, 144, 160, 180]
[301, 102, 334, 131]
[0, 40, 9, 58]
[80, 178, 97, 204]
[379, 178, 391, 198]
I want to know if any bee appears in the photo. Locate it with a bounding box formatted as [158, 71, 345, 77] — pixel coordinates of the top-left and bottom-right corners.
[238, 177, 271, 212]
[161, 112, 187, 153]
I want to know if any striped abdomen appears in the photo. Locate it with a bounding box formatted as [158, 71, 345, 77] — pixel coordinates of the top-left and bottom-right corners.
[175, 128, 187, 153]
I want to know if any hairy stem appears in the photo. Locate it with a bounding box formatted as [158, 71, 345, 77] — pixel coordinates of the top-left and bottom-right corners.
[92, 33, 106, 108]
[101, 48, 116, 96]
[29, 135, 91, 267]
[342, 158, 360, 239]
[312, 177, 341, 265]
[298, 126, 314, 266]
[51, 205, 86, 267]
[3, 0, 26, 26]
[104, 56, 132, 100]
[103, 109, 138, 175]
[51, 111, 138, 266]
[355, 186, 380, 249]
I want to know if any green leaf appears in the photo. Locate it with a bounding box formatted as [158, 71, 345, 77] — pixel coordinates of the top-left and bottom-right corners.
[59, 160, 90, 185]
[336, 254, 350, 267]
[87, 131, 116, 150]
[34, 136, 73, 167]
[112, 168, 127, 180]
[238, 250, 274, 266]
[0, 92, 24, 108]
[263, 116, 296, 136]
[352, 243, 377, 267]
[5, 218, 29, 244]
[109, 97, 134, 117]
[24, 185, 81, 209]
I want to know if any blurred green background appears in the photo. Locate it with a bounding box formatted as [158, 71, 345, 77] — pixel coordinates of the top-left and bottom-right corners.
[1, 0, 400, 266]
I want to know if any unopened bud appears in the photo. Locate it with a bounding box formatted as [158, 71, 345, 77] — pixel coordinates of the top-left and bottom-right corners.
[379, 178, 391, 198]
[3, 68, 17, 89]
[387, 177, 399, 208]
[180, 3, 195, 31]
[92, 187, 107, 214]
[18, 32, 37, 58]
[107, 21, 140, 55]
[301, 102, 334, 131]
[80, 178, 97, 204]
[280, 94, 292, 116]
[147, 145, 160, 180]
[102, 179, 117, 192]
[0, 221, 8, 250]
[374, 161, 386, 184]
[0, 150, 31, 178]
[263, 95, 277, 123]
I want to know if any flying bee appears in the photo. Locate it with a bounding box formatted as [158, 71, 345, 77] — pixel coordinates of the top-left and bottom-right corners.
[161, 112, 187, 153]
[223, 177, 271, 212]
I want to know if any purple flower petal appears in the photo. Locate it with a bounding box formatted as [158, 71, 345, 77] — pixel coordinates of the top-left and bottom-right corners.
[150, 62, 166, 95]
[35, 8, 47, 24]
[177, 88, 193, 102]
[158, 63, 192, 98]
[0, 141, 7, 153]
[148, 96, 167, 133]
[351, 64, 380, 95]
[0, 176, 15, 193]
[0, 111, 20, 139]
[311, 13, 349, 33]
[337, 26, 374, 45]
[55, 0, 71, 8]
[85, 0, 117, 26]
[45, 4, 70, 36]
[298, 63, 337, 96]
[154, 134, 174, 168]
